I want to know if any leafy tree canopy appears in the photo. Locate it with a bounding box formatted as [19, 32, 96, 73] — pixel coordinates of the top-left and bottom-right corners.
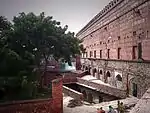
[0, 12, 83, 101]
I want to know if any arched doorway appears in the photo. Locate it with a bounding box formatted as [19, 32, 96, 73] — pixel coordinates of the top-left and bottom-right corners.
[85, 66, 88, 71]
[116, 74, 123, 89]
[88, 93, 93, 103]
[116, 74, 122, 81]
[99, 70, 103, 75]
[98, 70, 103, 80]
[104, 71, 111, 83]
[132, 83, 138, 97]
[82, 90, 87, 100]
[93, 68, 97, 77]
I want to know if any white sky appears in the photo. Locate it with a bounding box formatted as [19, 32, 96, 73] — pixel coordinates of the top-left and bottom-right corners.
[0, 0, 111, 33]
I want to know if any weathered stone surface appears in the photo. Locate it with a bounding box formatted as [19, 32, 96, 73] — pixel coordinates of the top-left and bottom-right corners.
[130, 87, 150, 113]
[63, 86, 83, 101]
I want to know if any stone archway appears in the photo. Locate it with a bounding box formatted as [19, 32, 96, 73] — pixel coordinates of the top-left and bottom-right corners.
[129, 77, 138, 97]
[104, 71, 111, 83]
[93, 68, 97, 77]
[116, 74, 123, 89]
[82, 90, 87, 100]
[116, 74, 122, 81]
[85, 66, 88, 70]
[99, 70, 103, 75]
[98, 70, 103, 80]
[88, 93, 93, 103]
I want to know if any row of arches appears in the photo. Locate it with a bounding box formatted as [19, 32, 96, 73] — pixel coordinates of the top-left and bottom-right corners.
[82, 65, 123, 88]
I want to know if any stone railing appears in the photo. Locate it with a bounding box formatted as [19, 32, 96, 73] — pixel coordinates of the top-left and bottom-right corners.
[63, 86, 83, 101]
[77, 78, 126, 98]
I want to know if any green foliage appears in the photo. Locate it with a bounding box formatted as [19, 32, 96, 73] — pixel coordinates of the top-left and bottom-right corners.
[0, 12, 82, 102]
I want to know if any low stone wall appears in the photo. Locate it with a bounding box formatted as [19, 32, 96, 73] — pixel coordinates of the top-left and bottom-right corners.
[0, 78, 63, 113]
[77, 78, 126, 98]
[63, 86, 83, 101]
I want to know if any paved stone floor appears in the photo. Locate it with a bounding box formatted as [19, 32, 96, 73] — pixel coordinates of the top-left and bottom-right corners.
[63, 95, 139, 113]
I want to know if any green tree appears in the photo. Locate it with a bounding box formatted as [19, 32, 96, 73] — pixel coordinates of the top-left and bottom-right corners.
[0, 12, 83, 101]
[11, 12, 82, 76]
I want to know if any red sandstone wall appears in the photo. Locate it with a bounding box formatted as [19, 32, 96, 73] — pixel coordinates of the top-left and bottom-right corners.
[78, 0, 150, 61]
[0, 78, 63, 113]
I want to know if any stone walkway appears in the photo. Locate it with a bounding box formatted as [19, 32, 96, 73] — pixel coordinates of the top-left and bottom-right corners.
[63, 95, 139, 113]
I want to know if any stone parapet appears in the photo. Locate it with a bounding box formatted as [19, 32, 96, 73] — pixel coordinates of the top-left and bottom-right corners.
[77, 77, 126, 98]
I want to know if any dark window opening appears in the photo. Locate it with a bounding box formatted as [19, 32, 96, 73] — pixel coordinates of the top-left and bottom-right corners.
[132, 83, 138, 97]
[86, 52, 88, 58]
[94, 50, 96, 58]
[100, 50, 102, 58]
[118, 36, 120, 40]
[90, 51, 92, 57]
[132, 46, 138, 59]
[138, 43, 142, 59]
[107, 49, 110, 59]
[118, 48, 121, 59]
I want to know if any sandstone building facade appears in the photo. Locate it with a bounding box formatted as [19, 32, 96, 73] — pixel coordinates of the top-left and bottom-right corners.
[76, 0, 150, 98]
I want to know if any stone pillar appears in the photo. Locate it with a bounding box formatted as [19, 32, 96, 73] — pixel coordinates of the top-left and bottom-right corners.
[51, 78, 63, 113]
[76, 55, 81, 70]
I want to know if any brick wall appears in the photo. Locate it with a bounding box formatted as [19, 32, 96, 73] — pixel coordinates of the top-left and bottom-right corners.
[0, 78, 63, 113]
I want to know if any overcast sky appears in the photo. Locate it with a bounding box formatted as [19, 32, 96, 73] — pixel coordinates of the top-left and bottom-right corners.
[0, 0, 111, 33]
